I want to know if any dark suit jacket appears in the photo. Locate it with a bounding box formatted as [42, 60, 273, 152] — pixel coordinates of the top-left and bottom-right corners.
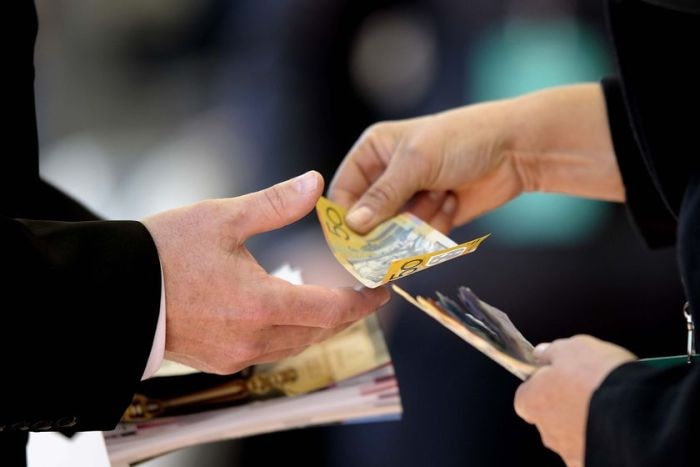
[1, 2, 161, 465]
[587, 1, 700, 466]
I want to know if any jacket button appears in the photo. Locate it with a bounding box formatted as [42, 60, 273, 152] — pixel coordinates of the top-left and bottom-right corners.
[55, 416, 78, 428]
[31, 420, 53, 431]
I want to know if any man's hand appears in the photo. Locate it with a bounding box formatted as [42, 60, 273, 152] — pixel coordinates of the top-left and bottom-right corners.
[329, 84, 622, 235]
[514, 335, 636, 467]
[143, 171, 390, 374]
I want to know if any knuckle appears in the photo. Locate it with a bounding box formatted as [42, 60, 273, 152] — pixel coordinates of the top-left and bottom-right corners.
[572, 333, 594, 343]
[364, 182, 400, 207]
[513, 385, 531, 419]
[539, 432, 556, 451]
[398, 139, 433, 177]
[400, 140, 425, 162]
[514, 370, 549, 421]
[263, 186, 287, 221]
[318, 295, 343, 329]
[513, 398, 529, 422]
[363, 122, 389, 140]
[318, 311, 338, 329]
[548, 337, 569, 352]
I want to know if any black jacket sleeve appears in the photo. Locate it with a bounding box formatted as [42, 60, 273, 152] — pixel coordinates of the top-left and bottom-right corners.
[601, 77, 677, 248]
[0, 0, 163, 457]
[587, 361, 700, 467]
[586, 1, 700, 466]
[0, 217, 162, 432]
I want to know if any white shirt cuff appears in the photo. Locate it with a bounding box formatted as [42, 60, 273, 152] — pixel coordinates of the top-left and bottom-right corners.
[141, 269, 166, 380]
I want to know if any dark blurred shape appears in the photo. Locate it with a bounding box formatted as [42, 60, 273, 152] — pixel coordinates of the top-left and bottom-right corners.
[350, 9, 438, 114]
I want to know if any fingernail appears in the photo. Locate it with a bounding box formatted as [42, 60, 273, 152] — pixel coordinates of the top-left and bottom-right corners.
[533, 343, 550, 356]
[353, 284, 390, 306]
[294, 171, 319, 194]
[442, 195, 457, 215]
[346, 206, 374, 228]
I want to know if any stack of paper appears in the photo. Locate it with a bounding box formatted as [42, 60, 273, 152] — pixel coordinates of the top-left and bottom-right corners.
[105, 362, 400, 465]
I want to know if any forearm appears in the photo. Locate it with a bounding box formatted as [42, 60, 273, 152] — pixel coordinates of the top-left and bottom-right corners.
[502, 83, 625, 202]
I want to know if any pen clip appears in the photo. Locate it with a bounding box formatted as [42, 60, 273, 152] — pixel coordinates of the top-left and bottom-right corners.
[684, 301, 695, 364]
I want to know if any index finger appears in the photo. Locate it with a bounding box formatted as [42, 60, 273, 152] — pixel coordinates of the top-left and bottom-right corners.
[328, 145, 390, 209]
[328, 122, 400, 208]
[261, 278, 391, 328]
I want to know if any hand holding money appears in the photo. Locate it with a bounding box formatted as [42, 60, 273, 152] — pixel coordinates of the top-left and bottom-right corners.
[329, 85, 624, 235]
[328, 106, 525, 234]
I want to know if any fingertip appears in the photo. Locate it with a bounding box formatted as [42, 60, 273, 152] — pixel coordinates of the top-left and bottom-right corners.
[428, 190, 443, 202]
[533, 342, 551, 362]
[352, 284, 391, 307]
[441, 193, 457, 215]
[375, 286, 391, 306]
[293, 170, 324, 196]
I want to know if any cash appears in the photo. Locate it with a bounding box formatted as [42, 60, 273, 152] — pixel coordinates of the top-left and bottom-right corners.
[316, 196, 489, 288]
[393, 285, 538, 380]
[252, 313, 390, 396]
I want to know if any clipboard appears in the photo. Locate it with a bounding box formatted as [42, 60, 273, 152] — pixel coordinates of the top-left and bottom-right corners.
[639, 354, 699, 369]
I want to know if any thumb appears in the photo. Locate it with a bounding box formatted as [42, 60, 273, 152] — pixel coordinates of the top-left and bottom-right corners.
[236, 170, 324, 239]
[345, 164, 421, 233]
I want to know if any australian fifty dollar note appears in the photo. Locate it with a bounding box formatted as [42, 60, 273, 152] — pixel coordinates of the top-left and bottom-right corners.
[316, 196, 489, 288]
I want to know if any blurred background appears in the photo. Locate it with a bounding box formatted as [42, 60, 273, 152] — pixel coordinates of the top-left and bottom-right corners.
[34, 0, 684, 466]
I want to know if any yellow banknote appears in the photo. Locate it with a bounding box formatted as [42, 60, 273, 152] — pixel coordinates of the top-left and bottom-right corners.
[256, 313, 390, 395]
[316, 196, 489, 287]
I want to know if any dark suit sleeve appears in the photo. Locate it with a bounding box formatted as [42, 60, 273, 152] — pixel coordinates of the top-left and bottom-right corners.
[0, 216, 162, 432]
[586, 361, 700, 467]
[601, 76, 677, 248]
[1, 178, 101, 222]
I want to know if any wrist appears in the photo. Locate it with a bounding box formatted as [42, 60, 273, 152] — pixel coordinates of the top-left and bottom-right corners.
[502, 84, 624, 201]
[494, 95, 544, 194]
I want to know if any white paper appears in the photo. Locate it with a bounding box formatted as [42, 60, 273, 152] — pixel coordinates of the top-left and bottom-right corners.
[28, 431, 110, 467]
